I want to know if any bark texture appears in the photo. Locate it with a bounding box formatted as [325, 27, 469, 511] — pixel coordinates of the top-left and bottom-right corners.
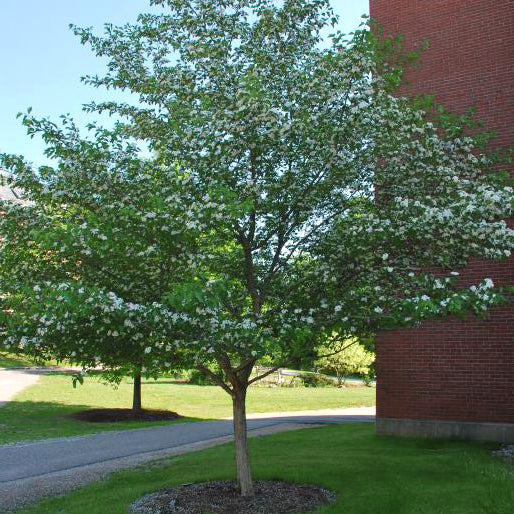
[210, 355, 256, 497]
[132, 372, 142, 412]
[232, 387, 254, 497]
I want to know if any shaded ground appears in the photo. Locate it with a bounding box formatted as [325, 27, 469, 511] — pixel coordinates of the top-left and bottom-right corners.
[0, 372, 374, 444]
[130, 481, 336, 514]
[0, 353, 39, 368]
[68, 408, 182, 423]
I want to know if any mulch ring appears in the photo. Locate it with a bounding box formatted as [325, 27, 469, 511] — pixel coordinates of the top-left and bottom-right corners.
[67, 408, 182, 423]
[130, 481, 336, 514]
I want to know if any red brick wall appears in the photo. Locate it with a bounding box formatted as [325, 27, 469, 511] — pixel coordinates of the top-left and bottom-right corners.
[371, 0, 514, 423]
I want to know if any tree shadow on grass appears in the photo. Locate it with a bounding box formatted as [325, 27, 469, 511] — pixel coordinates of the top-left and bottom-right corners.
[141, 380, 215, 386]
[0, 400, 203, 445]
[0, 354, 34, 368]
[4, 369, 77, 377]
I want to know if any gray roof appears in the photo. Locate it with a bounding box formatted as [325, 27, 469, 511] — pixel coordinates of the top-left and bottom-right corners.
[0, 171, 23, 202]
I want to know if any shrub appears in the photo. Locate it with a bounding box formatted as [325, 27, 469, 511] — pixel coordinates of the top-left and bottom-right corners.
[298, 373, 334, 388]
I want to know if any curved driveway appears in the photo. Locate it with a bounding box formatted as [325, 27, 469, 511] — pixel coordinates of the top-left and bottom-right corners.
[0, 407, 374, 512]
[0, 368, 41, 407]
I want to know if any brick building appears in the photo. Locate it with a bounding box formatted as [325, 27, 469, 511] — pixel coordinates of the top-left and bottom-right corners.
[370, 0, 514, 442]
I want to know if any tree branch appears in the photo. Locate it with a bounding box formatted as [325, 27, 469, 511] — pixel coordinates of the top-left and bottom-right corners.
[271, 211, 340, 277]
[233, 357, 256, 374]
[316, 339, 359, 360]
[248, 366, 280, 385]
[236, 226, 261, 314]
[195, 365, 233, 396]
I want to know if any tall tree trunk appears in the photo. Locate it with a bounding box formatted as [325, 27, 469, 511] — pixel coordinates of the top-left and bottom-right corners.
[232, 386, 254, 497]
[211, 355, 256, 497]
[132, 372, 142, 412]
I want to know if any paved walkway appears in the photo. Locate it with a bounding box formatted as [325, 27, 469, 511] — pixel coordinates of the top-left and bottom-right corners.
[0, 407, 374, 511]
[0, 368, 41, 407]
[0, 368, 375, 511]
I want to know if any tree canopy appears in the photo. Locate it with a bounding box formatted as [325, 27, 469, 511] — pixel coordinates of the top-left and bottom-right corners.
[0, 128, 208, 409]
[1, 0, 513, 497]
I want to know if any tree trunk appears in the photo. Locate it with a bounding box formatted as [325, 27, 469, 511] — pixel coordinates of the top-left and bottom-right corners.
[132, 372, 142, 412]
[232, 387, 254, 497]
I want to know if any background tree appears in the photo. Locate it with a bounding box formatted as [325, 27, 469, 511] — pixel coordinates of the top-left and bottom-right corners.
[315, 336, 374, 386]
[2, 0, 513, 498]
[0, 124, 206, 413]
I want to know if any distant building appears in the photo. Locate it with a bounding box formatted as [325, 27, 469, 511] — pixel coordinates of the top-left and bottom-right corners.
[0, 171, 21, 202]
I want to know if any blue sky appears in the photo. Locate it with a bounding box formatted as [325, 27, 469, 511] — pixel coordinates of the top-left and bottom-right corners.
[0, 0, 369, 167]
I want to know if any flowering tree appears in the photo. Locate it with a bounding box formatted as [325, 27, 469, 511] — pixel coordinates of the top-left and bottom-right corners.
[2, 0, 513, 497]
[0, 125, 210, 412]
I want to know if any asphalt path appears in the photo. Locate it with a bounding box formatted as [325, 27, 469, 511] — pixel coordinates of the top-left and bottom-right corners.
[0, 369, 374, 510]
[0, 368, 41, 407]
[0, 408, 374, 511]
[1, 411, 374, 482]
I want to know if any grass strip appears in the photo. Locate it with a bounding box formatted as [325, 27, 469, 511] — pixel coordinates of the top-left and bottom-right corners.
[0, 352, 42, 368]
[0, 374, 375, 444]
[18, 424, 514, 514]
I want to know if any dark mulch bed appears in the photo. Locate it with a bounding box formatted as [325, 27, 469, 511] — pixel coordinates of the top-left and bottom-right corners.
[130, 481, 336, 514]
[67, 408, 182, 423]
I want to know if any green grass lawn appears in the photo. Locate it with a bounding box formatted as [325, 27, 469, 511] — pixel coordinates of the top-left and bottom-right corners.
[0, 352, 42, 368]
[0, 352, 65, 368]
[0, 373, 375, 444]
[17, 424, 514, 514]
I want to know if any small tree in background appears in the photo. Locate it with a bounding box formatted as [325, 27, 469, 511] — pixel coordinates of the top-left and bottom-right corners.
[0, 126, 205, 413]
[2, 0, 513, 499]
[316, 337, 374, 386]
